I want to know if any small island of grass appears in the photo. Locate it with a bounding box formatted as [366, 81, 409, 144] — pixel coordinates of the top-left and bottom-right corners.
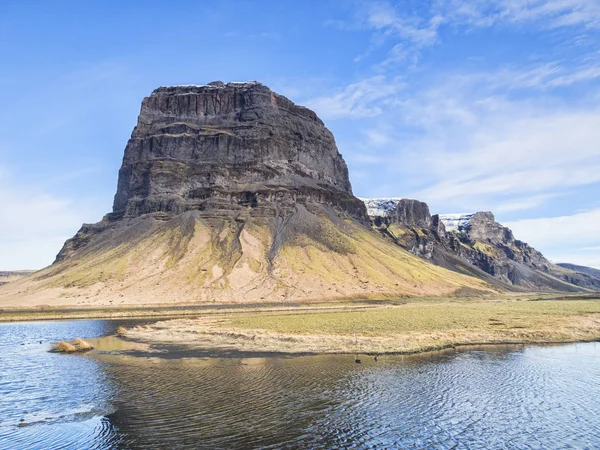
[121, 295, 600, 355]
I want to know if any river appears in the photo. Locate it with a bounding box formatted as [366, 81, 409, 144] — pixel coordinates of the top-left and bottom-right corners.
[0, 319, 599, 449]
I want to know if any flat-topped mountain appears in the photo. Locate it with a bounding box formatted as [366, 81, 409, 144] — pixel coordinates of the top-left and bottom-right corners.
[112, 81, 365, 220]
[0, 82, 491, 308]
[363, 198, 600, 291]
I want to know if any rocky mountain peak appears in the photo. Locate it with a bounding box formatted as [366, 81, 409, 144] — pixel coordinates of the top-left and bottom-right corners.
[440, 212, 514, 244]
[465, 211, 514, 243]
[361, 198, 431, 227]
[112, 81, 366, 221]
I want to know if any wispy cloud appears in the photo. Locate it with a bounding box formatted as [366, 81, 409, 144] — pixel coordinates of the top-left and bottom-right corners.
[319, 62, 600, 214]
[0, 167, 107, 270]
[493, 194, 564, 213]
[333, 1, 600, 70]
[436, 0, 600, 30]
[305, 75, 405, 119]
[581, 245, 600, 251]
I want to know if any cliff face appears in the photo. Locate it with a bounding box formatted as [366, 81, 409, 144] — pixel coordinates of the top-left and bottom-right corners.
[363, 199, 600, 292]
[111, 81, 365, 221]
[363, 199, 431, 228]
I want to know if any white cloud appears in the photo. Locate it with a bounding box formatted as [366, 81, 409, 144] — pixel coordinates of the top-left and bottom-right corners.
[305, 76, 404, 119]
[0, 168, 105, 270]
[505, 208, 600, 249]
[337, 1, 600, 69]
[582, 245, 600, 251]
[363, 2, 442, 47]
[503, 209, 600, 268]
[326, 62, 600, 212]
[493, 194, 563, 213]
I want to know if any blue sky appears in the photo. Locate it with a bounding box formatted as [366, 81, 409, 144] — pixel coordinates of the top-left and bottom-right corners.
[1, 0, 599, 269]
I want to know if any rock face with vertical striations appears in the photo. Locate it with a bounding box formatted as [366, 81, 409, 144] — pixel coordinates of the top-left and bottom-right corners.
[111, 81, 366, 222]
[0, 82, 493, 308]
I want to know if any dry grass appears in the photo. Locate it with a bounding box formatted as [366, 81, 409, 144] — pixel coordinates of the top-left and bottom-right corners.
[72, 338, 94, 351]
[116, 326, 127, 336]
[124, 299, 600, 355]
[51, 338, 94, 353]
[51, 341, 77, 353]
[228, 300, 600, 336]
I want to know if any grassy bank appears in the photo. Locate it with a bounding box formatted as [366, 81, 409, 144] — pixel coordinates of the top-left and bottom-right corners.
[0, 301, 383, 323]
[123, 297, 600, 355]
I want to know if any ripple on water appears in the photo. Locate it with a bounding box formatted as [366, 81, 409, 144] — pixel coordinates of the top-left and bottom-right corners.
[1, 320, 599, 449]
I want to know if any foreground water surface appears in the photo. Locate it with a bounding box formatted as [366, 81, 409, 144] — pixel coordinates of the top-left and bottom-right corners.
[0, 319, 599, 449]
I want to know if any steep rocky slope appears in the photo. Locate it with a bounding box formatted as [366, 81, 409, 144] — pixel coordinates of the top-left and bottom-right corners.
[362, 198, 600, 292]
[0, 82, 491, 307]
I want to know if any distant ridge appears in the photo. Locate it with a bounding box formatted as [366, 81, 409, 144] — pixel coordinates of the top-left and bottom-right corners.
[556, 263, 600, 280]
[361, 198, 600, 292]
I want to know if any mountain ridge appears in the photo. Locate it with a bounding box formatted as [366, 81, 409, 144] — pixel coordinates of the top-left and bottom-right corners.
[361, 198, 600, 292]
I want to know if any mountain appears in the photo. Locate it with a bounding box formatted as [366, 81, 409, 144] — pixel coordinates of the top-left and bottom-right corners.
[0, 271, 34, 287]
[362, 198, 600, 292]
[0, 82, 492, 308]
[556, 263, 600, 282]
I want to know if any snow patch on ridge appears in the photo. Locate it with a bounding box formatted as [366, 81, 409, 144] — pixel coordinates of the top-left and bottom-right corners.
[360, 198, 404, 217]
[157, 81, 262, 90]
[439, 213, 475, 232]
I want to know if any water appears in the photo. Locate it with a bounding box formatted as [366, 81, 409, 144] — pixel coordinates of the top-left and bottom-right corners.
[1, 320, 599, 449]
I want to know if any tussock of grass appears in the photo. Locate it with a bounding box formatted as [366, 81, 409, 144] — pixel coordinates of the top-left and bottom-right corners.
[51, 338, 94, 353]
[72, 338, 94, 351]
[51, 341, 77, 353]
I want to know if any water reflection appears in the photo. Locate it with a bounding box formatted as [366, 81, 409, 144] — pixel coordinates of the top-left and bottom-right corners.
[0, 320, 127, 449]
[0, 320, 599, 449]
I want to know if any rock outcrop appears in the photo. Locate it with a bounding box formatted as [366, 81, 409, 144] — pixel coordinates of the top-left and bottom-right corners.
[363, 198, 431, 228]
[0, 82, 493, 308]
[363, 199, 600, 292]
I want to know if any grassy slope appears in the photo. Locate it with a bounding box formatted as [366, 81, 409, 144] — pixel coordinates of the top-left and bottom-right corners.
[0, 209, 494, 308]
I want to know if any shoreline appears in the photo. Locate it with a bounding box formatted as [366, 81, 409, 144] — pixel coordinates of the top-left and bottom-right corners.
[4, 295, 599, 357]
[110, 335, 600, 360]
